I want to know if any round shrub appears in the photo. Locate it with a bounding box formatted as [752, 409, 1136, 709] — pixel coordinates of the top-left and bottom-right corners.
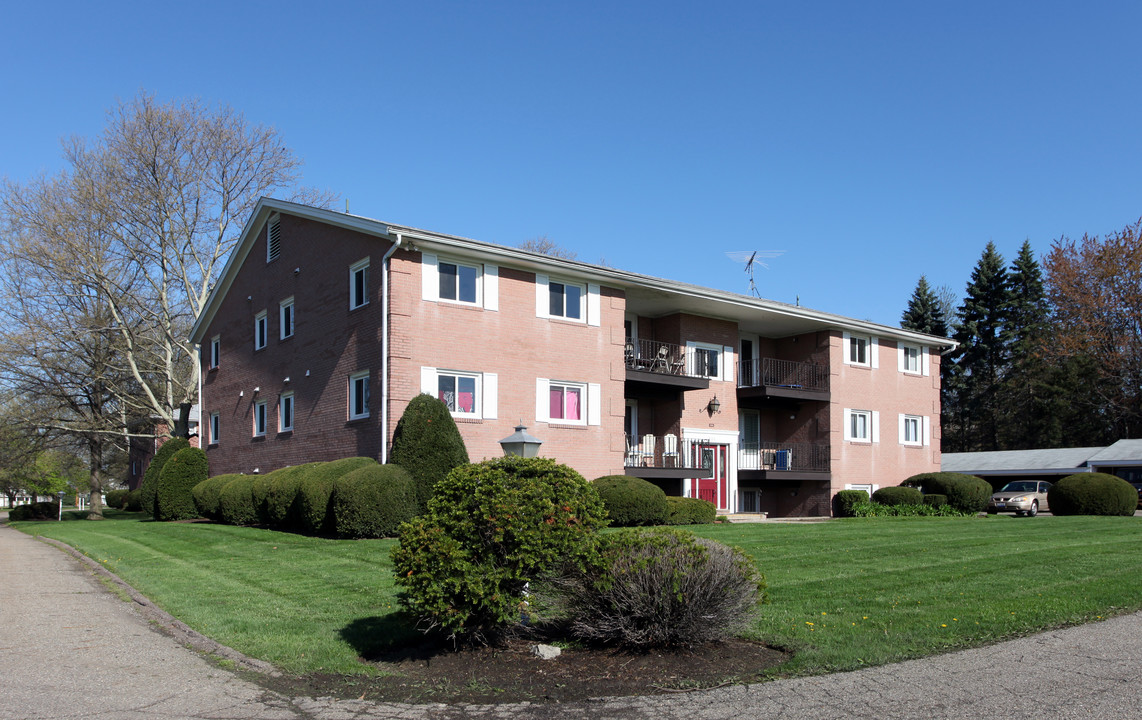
[592, 475, 669, 526]
[250, 472, 277, 525]
[391, 456, 608, 643]
[1048, 473, 1137, 516]
[264, 464, 318, 530]
[297, 457, 379, 534]
[156, 447, 209, 521]
[332, 464, 417, 538]
[558, 527, 766, 648]
[105, 489, 130, 509]
[218, 475, 258, 526]
[9, 501, 58, 521]
[193, 474, 241, 521]
[665, 496, 717, 525]
[125, 489, 143, 512]
[833, 489, 869, 517]
[390, 394, 470, 512]
[923, 494, 948, 508]
[903, 472, 991, 513]
[872, 486, 923, 506]
[139, 437, 190, 519]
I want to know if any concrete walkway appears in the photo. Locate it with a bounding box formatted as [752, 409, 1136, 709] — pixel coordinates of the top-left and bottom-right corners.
[3, 518, 1141, 719]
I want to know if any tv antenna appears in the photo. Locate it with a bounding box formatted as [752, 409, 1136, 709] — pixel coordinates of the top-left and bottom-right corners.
[725, 250, 785, 297]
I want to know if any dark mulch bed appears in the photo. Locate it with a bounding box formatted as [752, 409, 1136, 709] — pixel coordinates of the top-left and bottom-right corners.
[260, 637, 788, 705]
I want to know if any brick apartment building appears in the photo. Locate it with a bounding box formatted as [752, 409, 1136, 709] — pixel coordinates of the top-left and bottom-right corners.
[189, 198, 953, 518]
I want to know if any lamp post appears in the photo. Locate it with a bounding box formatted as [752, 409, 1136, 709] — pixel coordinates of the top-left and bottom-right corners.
[56, 491, 65, 521]
[498, 424, 543, 458]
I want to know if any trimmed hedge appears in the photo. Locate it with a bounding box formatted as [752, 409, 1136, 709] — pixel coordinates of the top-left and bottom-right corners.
[592, 475, 669, 526]
[851, 501, 972, 517]
[193, 474, 242, 521]
[156, 447, 209, 521]
[251, 472, 277, 525]
[264, 464, 319, 530]
[665, 496, 717, 525]
[125, 489, 143, 512]
[1048, 473, 1137, 516]
[923, 494, 948, 507]
[8, 501, 58, 521]
[872, 486, 924, 506]
[332, 464, 417, 538]
[139, 437, 190, 519]
[390, 393, 470, 511]
[104, 489, 130, 509]
[297, 457, 379, 534]
[833, 490, 869, 517]
[218, 475, 259, 526]
[903, 472, 991, 513]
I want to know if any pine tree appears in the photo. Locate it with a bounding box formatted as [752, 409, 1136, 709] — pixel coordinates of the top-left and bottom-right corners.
[901, 275, 949, 337]
[390, 394, 470, 512]
[999, 241, 1053, 449]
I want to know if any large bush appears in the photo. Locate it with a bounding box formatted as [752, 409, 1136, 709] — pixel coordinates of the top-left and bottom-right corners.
[155, 447, 209, 521]
[557, 527, 766, 648]
[297, 457, 378, 534]
[104, 489, 130, 510]
[138, 437, 190, 519]
[218, 475, 259, 526]
[850, 501, 970, 517]
[332, 464, 417, 538]
[903, 472, 991, 513]
[1048, 473, 1137, 516]
[872, 486, 923, 506]
[8, 501, 58, 521]
[592, 475, 669, 526]
[833, 489, 869, 517]
[391, 456, 608, 643]
[390, 393, 469, 511]
[665, 496, 716, 525]
[125, 489, 143, 512]
[193, 474, 241, 521]
[264, 464, 318, 530]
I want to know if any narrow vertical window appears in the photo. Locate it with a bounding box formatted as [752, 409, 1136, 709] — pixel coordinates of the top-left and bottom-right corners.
[266, 214, 281, 263]
[350, 258, 370, 310]
[209, 336, 220, 369]
[254, 311, 268, 350]
[209, 412, 220, 445]
[279, 392, 294, 432]
[349, 371, 370, 419]
[279, 297, 294, 339]
[253, 400, 267, 437]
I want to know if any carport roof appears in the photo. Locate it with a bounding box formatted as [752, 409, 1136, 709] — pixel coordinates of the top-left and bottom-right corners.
[941, 447, 1104, 476]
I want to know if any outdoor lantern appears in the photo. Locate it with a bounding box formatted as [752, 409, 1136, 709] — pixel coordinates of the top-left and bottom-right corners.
[499, 424, 543, 458]
[56, 491, 65, 521]
[706, 395, 721, 416]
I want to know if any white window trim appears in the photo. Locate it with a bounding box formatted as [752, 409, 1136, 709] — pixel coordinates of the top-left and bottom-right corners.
[279, 392, 294, 433]
[209, 412, 220, 446]
[535, 377, 601, 426]
[253, 400, 267, 437]
[535, 274, 601, 326]
[843, 408, 879, 443]
[897, 343, 929, 376]
[209, 336, 220, 369]
[349, 371, 370, 420]
[420, 367, 497, 419]
[254, 311, 268, 351]
[349, 258, 370, 310]
[279, 297, 294, 340]
[685, 341, 733, 382]
[843, 332, 878, 368]
[421, 253, 499, 311]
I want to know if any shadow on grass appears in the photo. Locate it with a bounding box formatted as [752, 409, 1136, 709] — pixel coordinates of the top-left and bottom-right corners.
[340, 613, 443, 662]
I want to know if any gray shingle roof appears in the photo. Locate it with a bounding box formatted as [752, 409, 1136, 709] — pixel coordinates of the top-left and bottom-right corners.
[1086, 439, 1142, 465]
[941, 447, 1105, 474]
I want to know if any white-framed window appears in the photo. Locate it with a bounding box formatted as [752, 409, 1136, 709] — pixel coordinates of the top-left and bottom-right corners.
[843, 408, 879, 443]
[279, 392, 294, 432]
[535, 274, 600, 325]
[421, 254, 498, 310]
[349, 258, 370, 310]
[266, 213, 281, 263]
[685, 341, 734, 381]
[421, 367, 498, 419]
[899, 414, 930, 446]
[348, 371, 370, 420]
[254, 311, 268, 351]
[898, 343, 930, 376]
[535, 378, 602, 426]
[209, 412, 220, 446]
[843, 332, 877, 368]
[253, 400, 267, 437]
[279, 297, 294, 340]
[209, 336, 220, 369]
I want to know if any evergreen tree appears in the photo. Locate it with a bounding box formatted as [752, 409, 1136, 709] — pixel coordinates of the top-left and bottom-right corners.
[390, 394, 470, 512]
[901, 275, 949, 337]
[999, 241, 1053, 449]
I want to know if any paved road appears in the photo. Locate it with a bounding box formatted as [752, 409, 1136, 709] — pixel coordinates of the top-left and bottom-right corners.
[3, 519, 1141, 719]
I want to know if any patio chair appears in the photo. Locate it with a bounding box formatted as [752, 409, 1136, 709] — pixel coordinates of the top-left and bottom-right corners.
[662, 433, 679, 467]
[624, 342, 636, 368]
[649, 345, 669, 373]
[640, 433, 656, 466]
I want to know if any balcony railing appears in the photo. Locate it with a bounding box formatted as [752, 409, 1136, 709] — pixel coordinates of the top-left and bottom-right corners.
[625, 338, 720, 379]
[739, 358, 829, 393]
[625, 433, 710, 469]
[738, 442, 831, 473]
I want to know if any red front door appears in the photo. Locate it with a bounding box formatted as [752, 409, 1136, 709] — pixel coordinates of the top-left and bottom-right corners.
[693, 444, 729, 511]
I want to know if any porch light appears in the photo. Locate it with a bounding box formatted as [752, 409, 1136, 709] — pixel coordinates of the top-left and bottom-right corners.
[499, 424, 543, 458]
[706, 395, 721, 416]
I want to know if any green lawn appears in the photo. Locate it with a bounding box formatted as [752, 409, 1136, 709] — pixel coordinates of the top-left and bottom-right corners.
[11, 511, 1142, 678]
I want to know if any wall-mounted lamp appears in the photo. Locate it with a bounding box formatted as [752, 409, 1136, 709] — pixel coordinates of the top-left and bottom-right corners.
[283, 377, 290, 384]
[706, 395, 721, 416]
[239, 390, 244, 397]
[253, 386, 260, 394]
[247, 295, 252, 302]
[294, 267, 301, 274]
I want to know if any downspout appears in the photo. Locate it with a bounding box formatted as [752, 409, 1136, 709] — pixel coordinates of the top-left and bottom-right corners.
[380, 232, 404, 464]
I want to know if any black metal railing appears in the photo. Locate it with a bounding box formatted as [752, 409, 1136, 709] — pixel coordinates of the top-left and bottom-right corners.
[625, 338, 690, 376]
[738, 442, 830, 473]
[625, 433, 710, 469]
[739, 357, 829, 393]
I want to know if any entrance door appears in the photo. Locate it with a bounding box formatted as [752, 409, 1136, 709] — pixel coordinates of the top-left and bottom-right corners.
[694, 443, 730, 511]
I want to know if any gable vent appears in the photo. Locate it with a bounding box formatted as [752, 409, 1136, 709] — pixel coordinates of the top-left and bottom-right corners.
[266, 214, 282, 263]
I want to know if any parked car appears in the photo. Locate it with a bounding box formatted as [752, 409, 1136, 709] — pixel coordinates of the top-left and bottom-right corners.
[987, 480, 1052, 517]
[1131, 482, 1142, 509]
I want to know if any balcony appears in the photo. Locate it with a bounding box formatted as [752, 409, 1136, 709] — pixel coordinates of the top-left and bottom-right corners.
[624, 338, 712, 392]
[738, 357, 830, 402]
[738, 441, 831, 481]
[624, 433, 713, 480]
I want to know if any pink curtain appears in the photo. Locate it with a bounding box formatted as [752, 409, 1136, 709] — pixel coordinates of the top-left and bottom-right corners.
[566, 387, 581, 420]
[550, 388, 564, 419]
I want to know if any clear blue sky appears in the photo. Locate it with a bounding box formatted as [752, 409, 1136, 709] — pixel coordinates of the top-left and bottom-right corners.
[3, 1, 1140, 328]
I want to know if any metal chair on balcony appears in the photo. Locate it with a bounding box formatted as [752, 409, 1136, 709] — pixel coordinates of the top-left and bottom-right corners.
[662, 433, 679, 467]
[649, 345, 669, 373]
[624, 342, 636, 368]
[640, 433, 656, 466]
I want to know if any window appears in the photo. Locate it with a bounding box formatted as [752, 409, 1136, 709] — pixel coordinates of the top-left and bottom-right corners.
[254, 311, 268, 350]
[843, 332, 877, 368]
[686, 341, 730, 380]
[421, 367, 497, 419]
[279, 392, 294, 432]
[349, 258, 369, 310]
[437, 372, 478, 416]
[898, 343, 929, 375]
[279, 297, 294, 340]
[549, 382, 584, 423]
[266, 214, 281, 263]
[844, 408, 879, 443]
[899, 414, 928, 446]
[209, 412, 219, 445]
[693, 347, 720, 378]
[439, 261, 479, 304]
[253, 400, 267, 437]
[548, 281, 583, 320]
[209, 336, 220, 369]
[348, 371, 370, 420]
[536, 378, 601, 425]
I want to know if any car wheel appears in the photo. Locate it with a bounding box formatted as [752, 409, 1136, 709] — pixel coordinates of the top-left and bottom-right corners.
[1027, 501, 1038, 517]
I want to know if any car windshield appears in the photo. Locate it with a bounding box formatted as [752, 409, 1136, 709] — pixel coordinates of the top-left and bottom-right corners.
[999, 482, 1037, 493]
